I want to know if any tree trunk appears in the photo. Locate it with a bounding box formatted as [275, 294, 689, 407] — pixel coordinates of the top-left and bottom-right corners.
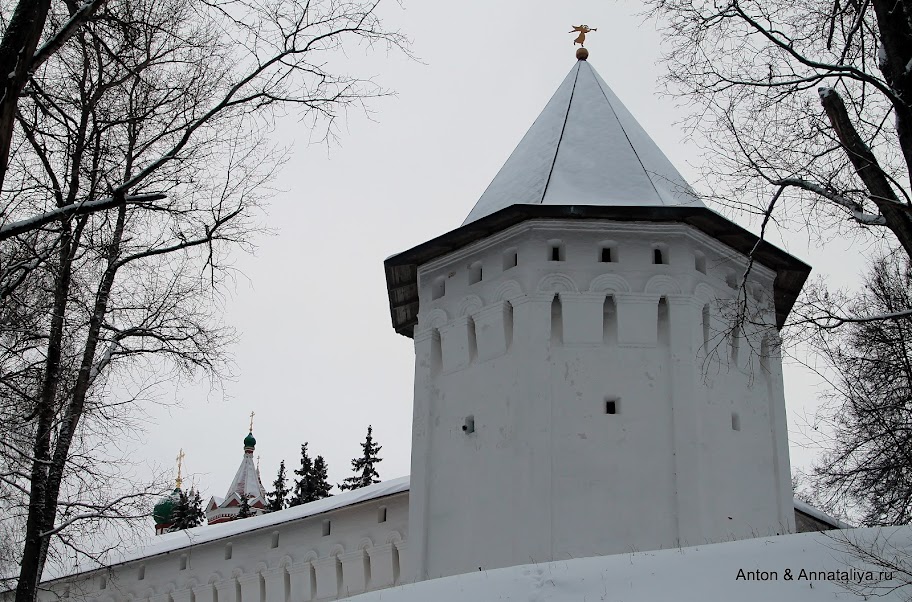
[820, 87, 912, 259]
[14, 227, 72, 602]
[871, 0, 912, 189]
[0, 0, 51, 193]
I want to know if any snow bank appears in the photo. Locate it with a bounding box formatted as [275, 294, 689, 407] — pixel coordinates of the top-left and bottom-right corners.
[348, 527, 912, 602]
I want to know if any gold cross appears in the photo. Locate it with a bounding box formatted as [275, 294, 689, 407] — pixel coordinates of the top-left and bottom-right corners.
[249, 411, 255, 433]
[175, 448, 185, 489]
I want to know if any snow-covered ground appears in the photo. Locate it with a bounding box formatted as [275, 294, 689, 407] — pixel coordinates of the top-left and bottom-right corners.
[348, 527, 912, 602]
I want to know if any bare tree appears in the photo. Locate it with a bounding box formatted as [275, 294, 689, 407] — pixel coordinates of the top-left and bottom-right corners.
[800, 253, 912, 525]
[0, 0, 409, 600]
[0, 0, 106, 194]
[644, 0, 912, 306]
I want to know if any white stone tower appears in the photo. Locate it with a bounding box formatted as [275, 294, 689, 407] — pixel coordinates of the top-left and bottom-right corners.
[384, 56, 810, 581]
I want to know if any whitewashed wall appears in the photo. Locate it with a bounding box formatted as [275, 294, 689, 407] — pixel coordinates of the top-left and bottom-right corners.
[408, 219, 795, 580]
[30, 491, 408, 602]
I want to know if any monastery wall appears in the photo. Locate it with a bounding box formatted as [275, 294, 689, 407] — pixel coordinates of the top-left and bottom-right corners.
[408, 219, 795, 580]
[24, 488, 409, 602]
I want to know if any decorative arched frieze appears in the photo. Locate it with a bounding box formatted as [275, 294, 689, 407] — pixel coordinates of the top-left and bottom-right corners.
[588, 273, 631, 294]
[231, 568, 244, 579]
[300, 550, 319, 564]
[456, 295, 484, 317]
[385, 530, 403, 545]
[492, 280, 523, 302]
[278, 555, 294, 568]
[329, 544, 345, 558]
[180, 578, 199, 591]
[645, 274, 682, 296]
[422, 308, 449, 330]
[207, 573, 223, 586]
[536, 273, 578, 293]
[693, 283, 716, 305]
[254, 562, 268, 574]
[358, 538, 374, 551]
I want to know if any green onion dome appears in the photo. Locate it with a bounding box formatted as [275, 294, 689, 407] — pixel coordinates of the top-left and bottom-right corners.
[244, 431, 256, 449]
[153, 488, 181, 525]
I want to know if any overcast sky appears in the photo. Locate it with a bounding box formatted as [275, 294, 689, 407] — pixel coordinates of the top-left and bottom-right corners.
[136, 1, 870, 511]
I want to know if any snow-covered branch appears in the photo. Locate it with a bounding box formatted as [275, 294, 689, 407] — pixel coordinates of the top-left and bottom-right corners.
[0, 192, 165, 241]
[773, 177, 888, 225]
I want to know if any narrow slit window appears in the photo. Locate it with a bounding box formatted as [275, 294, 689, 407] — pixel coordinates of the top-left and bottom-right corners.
[432, 277, 446, 300]
[702, 305, 710, 351]
[551, 246, 561, 261]
[504, 301, 514, 351]
[600, 247, 612, 263]
[225, 543, 233, 560]
[430, 329, 442, 376]
[469, 262, 482, 285]
[138, 565, 145, 581]
[503, 248, 518, 271]
[550, 294, 563, 345]
[99, 577, 107, 590]
[271, 531, 280, 549]
[462, 415, 475, 434]
[467, 317, 478, 363]
[605, 399, 619, 415]
[378, 506, 387, 523]
[180, 554, 188, 570]
[731, 412, 741, 431]
[653, 248, 665, 265]
[695, 252, 707, 274]
[322, 519, 331, 536]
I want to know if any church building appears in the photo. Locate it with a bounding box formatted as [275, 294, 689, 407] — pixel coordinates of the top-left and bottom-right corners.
[16, 51, 847, 602]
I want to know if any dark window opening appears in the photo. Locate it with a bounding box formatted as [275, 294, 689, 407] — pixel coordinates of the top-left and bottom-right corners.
[322, 519, 331, 536]
[503, 249, 518, 270]
[605, 399, 618, 415]
[469, 262, 482, 285]
[601, 248, 612, 263]
[653, 248, 665, 264]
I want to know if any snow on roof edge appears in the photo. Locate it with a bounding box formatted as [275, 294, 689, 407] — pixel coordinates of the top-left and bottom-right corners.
[48, 476, 410, 582]
[793, 499, 854, 529]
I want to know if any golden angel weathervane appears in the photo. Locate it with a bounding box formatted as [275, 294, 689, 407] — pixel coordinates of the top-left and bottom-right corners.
[570, 24, 597, 47]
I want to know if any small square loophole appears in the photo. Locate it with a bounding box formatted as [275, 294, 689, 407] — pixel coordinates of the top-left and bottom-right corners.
[605, 399, 618, 415]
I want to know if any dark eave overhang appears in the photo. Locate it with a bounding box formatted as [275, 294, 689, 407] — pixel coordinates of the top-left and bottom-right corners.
[384, 204, 811, 338]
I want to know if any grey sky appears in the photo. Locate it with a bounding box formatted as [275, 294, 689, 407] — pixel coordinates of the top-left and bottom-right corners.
[139, 1, 865, 508]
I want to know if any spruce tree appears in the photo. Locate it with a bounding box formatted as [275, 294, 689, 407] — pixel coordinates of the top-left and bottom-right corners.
[171, 489, 205, 531]
[338, 425, 383, 491]
[288, 443, 313, 507]
[307, 456, 333, 501]
[266, 460, 290, 512]
[237, 496, 253, 519]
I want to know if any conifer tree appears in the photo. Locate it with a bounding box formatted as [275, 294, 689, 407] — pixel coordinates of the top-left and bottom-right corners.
[266, 460, 290, 512]
[237, 496, 253, 519]
[338, 426, 383, 491]
[171, 489, 205, 531]
[307, 456, 333, 501]
[288, 443, 314, 507]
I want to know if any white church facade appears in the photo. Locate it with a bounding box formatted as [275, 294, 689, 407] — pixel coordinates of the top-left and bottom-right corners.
[15, 54, 845, 602]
